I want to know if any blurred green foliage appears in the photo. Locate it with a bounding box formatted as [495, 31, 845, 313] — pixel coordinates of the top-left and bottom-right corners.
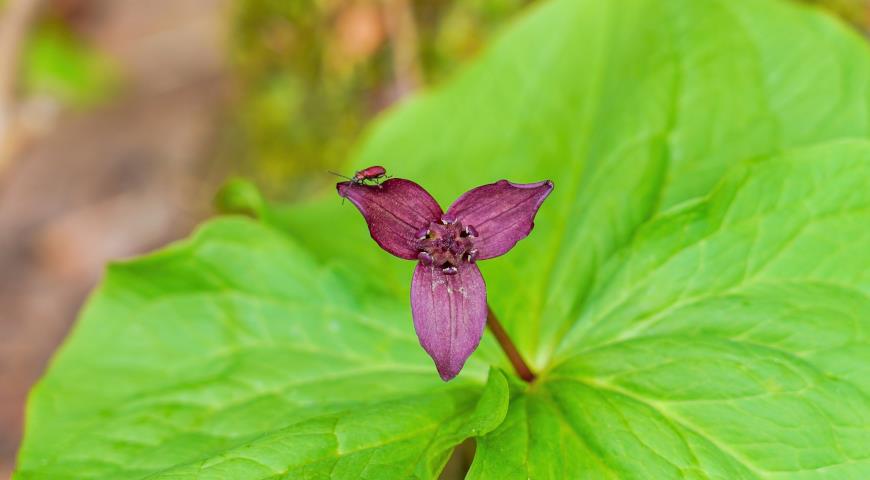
[22, 23, 118, 108]
[228, 0, 532, 199]
[213, 177, 267, 218]
[802, 0, 868, 25]
[226, 0, 867, 200]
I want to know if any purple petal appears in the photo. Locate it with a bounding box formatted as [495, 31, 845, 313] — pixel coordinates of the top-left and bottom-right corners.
[446, 180, 554, 260]
[411, 262, 487, 381]
[337, 178, 443, 259]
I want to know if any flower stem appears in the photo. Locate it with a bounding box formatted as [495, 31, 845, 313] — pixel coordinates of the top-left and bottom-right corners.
[486, 305, 536, 383]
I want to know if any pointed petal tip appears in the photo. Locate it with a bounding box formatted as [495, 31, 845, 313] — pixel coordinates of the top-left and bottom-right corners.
[437, 365, 461, 381]
[498, 179, 554, 191]
[411, 263, 487, 382]
[338, 178, 443, 259]
[446, 178, 555, 260]
[335, 181, 352, 197]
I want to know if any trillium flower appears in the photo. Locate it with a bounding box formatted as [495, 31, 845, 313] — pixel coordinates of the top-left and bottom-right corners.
[337, 176, 554, 381]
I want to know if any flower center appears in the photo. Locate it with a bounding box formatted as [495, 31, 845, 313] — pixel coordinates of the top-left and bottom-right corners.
[415, 215, 479, 275]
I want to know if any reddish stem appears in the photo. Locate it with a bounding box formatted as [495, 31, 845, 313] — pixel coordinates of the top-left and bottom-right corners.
[486, 305, 536, 383]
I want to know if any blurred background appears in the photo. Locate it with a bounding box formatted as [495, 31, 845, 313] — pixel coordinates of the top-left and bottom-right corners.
[0, 0, 867, 477]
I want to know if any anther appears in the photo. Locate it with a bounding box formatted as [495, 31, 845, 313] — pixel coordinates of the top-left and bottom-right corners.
[462, 225, 478, 237]
[441, 214, 457, 225]
[442, 265, 458, 275]
[466, 248, 479, 263]
[418, 252, 434, 266]
[415, 227, 430, 240]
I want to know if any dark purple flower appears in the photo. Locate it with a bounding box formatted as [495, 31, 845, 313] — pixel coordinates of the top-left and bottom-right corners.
[337, 177, 554, 380]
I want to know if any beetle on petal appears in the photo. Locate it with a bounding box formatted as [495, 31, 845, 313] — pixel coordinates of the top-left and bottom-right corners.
[337, 177, 553, 380]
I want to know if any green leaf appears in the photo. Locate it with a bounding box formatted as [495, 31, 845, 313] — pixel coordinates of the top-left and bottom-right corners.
[468, 141, 870, 478]
[23, 25, 119, 108]
[15, 219, 508, 479]
[16, 0, 870, 478]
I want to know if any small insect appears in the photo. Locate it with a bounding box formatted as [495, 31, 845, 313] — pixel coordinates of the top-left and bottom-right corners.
[330, 165, 389, 186]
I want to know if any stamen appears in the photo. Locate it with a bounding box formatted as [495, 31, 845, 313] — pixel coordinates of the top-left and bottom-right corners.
[418, 252, 434, 266]
[466, 248, 479, 263]
[441, 214, 457, 225]
[462, 225, 478, 237]
[442, 265, 458, 275]
[415, 227, 430, 240]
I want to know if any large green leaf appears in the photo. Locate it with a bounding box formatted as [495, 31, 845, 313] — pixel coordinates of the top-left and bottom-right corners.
[15, 219, 509, 479]
[468, 141, 870, 478]
[16, 0, 870, 478]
